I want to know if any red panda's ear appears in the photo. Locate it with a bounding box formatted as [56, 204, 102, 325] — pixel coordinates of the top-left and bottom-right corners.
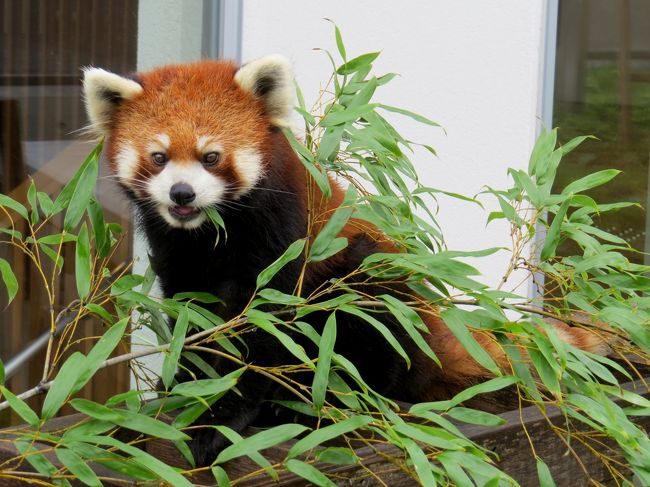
[234, 55, 294, 127]
[82, 67, 143, 137]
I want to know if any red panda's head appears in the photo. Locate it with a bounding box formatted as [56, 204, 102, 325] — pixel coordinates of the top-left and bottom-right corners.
[82, 56, 294, 229]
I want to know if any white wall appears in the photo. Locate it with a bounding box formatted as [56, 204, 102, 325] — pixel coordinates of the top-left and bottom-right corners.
[137, 0, 204, 70]
[241, 0, 549, 294]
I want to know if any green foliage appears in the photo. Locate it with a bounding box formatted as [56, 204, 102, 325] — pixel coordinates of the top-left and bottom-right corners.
[0, 25, 648, 487]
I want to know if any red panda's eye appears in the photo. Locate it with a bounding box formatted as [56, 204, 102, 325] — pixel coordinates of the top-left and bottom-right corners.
[151, 152, 167, 165]
[202, 152, 220, 166]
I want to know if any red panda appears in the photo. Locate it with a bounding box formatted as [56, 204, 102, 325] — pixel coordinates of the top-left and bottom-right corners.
[82, 57, 609, 466]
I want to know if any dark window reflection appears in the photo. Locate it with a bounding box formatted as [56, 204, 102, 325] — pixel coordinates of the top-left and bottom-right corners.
[0, 0, 138, 425]
[553, 0, 650, 262]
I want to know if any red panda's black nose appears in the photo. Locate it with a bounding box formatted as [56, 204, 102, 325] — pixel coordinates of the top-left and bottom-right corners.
[170, 183, 196, 205]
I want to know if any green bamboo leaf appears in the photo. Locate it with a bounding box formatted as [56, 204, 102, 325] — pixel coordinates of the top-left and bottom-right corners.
[105, 390, 142, 410]
[287, 415, 373, 458]
[84, 303, 115, 324]
[315, 447, 358, 465]
[0, 193, 28, 220]
[173, 291, 222, 303]
[343, 77, 378, 108]
[333, 23, 346, 60]
[171, 367, 245, 397]
[75, 223, 92, 300]
[320, 103, 377, 127]
[0, 358, 4, 384]
[64, 442, 158, 480]
[540, 197, 571, 261]
[560, 135, 594, 155]
[38, 243, 64, 270]
[509, 169, 543, 208]
[394, 422, 460, 450]
[336, 52, 380, 75]
[309, 185, 357, 262]
[439, 452, 473, 487]
[0, 257, 19, 305]
[528, 128, 557, 176]
[0, 386, 40, 426]
[309, 237, 348, 262]
[438, 451, 507, 483]
[37, 191, 55, 216]
[74, 435, 194, 487]
[317, 125, 345, 162]
[380, 294, 440, 366]
[111, 274, 145, 295]
[182, 352, 220, 380]
[0, 227, 22, 240]
[162, 305, 190, 389]
[212, 465, 231, 486]
[214, 425, 279, 480]
[173, 398, 217, 429]
[42, 352, 86, 420]
[27, 179, 39, 225]
[340, 305, 411, 367]
[15, 440, 62, 481]
[216, 424, 308, 464]
[312, 312, 337, 410]
[55, 142, 102, 213]
[285, 459, 336, 487]
[73, 317, 129, 393]
[63, 149, 100, 231]
[402, 437, 437, 487]
[284, 128, 332, 198]
[256, 288, 305, 305]
[247, 312, 313, 366]
[447, 407, 506, 426]
[536, 458, 557, 487]
[204, 206, 227, 243]
[70, 398, 190, 441]
[378, 103, 441, 127]
[561, 169, 621, 195]
[439, 308, 500, 375]
[37, 233, 77, 245]
[55, 447, 102, 487]
[256, 238, 306, 288]
[87, 198, 109, 258]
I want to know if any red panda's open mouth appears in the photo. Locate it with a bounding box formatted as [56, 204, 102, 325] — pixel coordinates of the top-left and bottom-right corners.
[169, 205, 201, 221]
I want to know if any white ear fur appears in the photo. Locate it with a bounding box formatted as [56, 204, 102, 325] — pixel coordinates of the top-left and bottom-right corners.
[82, 67, 143, 136]
[234, 55, 294, 126]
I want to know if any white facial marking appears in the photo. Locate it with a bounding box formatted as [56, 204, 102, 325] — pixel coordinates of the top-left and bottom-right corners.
[146, 133, 171, 154]
[115, 142, 140, 183]
[196, 135, 224, 154]
[147, 161, 226, 229]
[233, 147, 264, 196]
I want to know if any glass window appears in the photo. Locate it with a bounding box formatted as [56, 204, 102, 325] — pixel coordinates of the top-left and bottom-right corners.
[553, 0, 650, 263]
[0, 0, 219, 425]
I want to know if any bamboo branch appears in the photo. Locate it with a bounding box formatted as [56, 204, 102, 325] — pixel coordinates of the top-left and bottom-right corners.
[0, 297, 605, 412]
